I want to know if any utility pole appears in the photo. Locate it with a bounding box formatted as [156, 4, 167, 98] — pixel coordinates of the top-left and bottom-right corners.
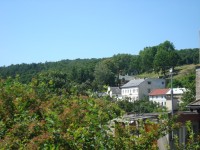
[169, 68, 174, 148]
[170, 68, 174, 116]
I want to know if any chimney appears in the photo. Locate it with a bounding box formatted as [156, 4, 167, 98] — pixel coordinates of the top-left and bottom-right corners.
[196, 66, 200, 100]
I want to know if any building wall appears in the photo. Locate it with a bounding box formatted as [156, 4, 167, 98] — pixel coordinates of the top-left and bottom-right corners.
[139, 78, 166, 100]
[196, 67, 200, 100]
[166, 99, 179, 111]
[121, 87, 139, 101]
[149, 95, 167, 106]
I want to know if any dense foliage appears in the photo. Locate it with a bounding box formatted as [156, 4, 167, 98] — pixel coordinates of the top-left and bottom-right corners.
[0, 76, 123, 149]
[116, 98, 165, 113]
[0, 76, 170, 149]
[1, 76, 198, 149]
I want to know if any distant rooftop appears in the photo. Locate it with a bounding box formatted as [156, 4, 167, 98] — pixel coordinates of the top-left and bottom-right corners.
[166, 88, 187, 95]
[119, 75, 136, 81]
[121, 79, 145, 88]
[188, 99, 200, 106]
[187, 99, 200, 111]
[109, 87, 121, 95]
[149, 89, 169, 96]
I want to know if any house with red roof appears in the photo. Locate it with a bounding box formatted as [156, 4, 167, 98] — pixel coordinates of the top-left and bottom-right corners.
[149, 89, 169, 107]
[149, 88, 186, 111]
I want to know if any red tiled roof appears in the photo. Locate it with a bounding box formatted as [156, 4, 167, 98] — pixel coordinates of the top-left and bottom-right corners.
[149, 89, 169, 96]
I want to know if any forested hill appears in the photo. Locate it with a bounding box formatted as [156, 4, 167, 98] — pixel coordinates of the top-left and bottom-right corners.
[0, 41, 199, 90]
[0, 58, 102, 84]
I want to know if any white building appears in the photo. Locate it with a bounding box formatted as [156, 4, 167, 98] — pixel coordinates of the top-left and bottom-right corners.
[149, 89, 169, 106]
[149, 88, 186, 111]
[107, 87, 122, 100]
[121, 78, 166, 102]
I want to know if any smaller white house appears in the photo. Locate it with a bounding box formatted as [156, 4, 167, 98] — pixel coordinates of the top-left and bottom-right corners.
[149, 89, 169, 107]
[149, 88, 186, 111]
[107, 87, 122, 100]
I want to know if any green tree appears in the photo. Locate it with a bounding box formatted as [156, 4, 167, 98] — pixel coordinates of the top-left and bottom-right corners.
[112, 54, 135, 75]
[153, 41, 179, 76]
[153, 49, 170, 76]
[129, 55, 141, 75]
[177, 48, 199, 65]
[93, 59, 116, 90]
[139, 46, 157, 72]
[179, 73, 196, 110]
[117, 98, 164, 113]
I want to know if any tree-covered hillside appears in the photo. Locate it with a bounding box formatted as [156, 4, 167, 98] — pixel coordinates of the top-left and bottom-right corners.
[0, 41, 199, 90]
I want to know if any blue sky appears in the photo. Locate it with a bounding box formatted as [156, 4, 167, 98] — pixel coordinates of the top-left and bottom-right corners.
[0, 0, 200, 66]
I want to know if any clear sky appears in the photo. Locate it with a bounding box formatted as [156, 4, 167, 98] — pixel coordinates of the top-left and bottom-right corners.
[0, 0, 200, 66]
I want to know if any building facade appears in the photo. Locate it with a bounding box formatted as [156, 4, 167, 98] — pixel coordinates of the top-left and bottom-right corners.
[149, 88, 186, 111]
[121, 78, 166, 102]
[149, 89, 169, 107]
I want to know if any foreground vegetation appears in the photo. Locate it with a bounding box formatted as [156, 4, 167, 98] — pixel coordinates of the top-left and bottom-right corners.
[0, 76, 200, 149]
[0, 76, 162, 149]
[0, 76, 122, 149]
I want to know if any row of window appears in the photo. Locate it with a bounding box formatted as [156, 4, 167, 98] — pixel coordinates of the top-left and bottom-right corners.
[122, 88, 138, 94]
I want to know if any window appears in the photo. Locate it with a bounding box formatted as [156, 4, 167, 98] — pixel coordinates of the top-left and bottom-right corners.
[148, 89, 151, 93]
[162, 82, 164, 85]
[148, 81, 151, 84]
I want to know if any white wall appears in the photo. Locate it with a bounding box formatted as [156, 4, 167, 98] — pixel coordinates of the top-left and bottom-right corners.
[121, 87, 139, 101]
[149, 95, 167, 106]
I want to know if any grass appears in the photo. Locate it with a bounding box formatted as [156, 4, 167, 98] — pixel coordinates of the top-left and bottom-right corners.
[173, 64, 199, 79]
[136, 64, 200, 79]
[136, 72, 159, 79]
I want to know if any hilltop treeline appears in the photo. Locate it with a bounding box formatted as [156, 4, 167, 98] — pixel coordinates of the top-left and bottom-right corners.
[0, 41, 199, 90]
